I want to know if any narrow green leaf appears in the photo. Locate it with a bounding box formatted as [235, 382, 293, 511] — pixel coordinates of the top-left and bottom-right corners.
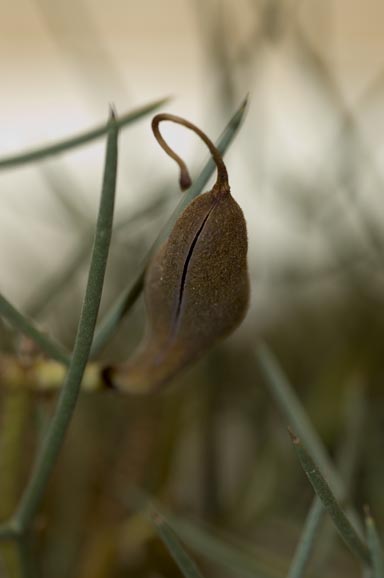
[305, 381, 367, 577]
[0, 293, 70, 365]
[91, 96, 248, 356]
[0, 98, 167, 170]
[11, 110, 118, 532]
[170, 517, 276, 578]
[365, 508, 384, 578]
[289, 430, 370, 566]
[256, 342, 343, 496]
[287, 497, 325, 578]
[256, 342, 364, 535]
[128, 488, 274, 578]
[151, 509, 205, 578]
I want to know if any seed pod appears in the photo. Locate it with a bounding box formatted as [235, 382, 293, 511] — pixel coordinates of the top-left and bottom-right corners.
[107, 114, 249, 393]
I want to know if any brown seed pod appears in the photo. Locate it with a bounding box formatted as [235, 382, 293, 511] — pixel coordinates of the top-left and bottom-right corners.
[107, 114, 249, 393]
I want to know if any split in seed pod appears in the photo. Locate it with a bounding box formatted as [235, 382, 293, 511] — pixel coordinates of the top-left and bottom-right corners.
[105, 114, 249, 393]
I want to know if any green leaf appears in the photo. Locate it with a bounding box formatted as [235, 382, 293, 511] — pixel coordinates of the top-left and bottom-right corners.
[10, 108, 119, 533]
[256, 342, 343, 497]
[286, 497, 325, 578]
[129, 488, 274, 578]
[256, 342, 364, 536]
[0, 98, 167, 170]
[0, 293, 70, 365]
[289, 430, 370, 566]
[150, 509, 205, 578]
[170, 517, 276, 578]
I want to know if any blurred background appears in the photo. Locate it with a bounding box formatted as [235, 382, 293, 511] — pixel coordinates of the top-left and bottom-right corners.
[1, 1, 384, 576]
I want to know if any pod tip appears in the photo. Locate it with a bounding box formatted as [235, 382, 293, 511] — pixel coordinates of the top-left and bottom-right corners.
[179, 169, 192, 191]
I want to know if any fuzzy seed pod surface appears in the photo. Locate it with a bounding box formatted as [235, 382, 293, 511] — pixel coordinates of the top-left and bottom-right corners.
[107, 114, 249, 393]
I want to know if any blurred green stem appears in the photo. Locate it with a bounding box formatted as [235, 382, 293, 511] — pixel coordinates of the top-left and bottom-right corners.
[6, 111, 118, 539]
[0, 98, 166, 170]
[0, 294, 70, 365]
[287, 497, 325, 578]
[256, 341, 364, 536]
[312, 378, 367, 577]
[289, 431, 370, 566]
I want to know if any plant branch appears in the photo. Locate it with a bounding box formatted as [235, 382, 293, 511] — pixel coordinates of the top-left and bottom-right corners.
[0, 98, 166, 170]
[9, 109, 118, 532]
[0, 294, 70, 365]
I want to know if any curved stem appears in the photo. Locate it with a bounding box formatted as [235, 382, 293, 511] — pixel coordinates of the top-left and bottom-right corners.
[152, 114, 229, 192]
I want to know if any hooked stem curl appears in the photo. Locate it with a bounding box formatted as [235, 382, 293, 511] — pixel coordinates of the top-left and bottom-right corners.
[152, 114, 229, 192]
